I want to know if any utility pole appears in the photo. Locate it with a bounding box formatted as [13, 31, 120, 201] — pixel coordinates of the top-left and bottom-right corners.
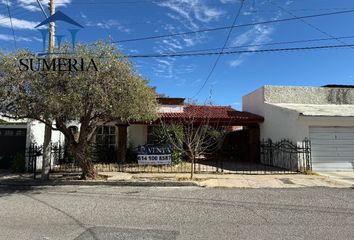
[41, 0, 55, 180]
[48, 0, 55, 54]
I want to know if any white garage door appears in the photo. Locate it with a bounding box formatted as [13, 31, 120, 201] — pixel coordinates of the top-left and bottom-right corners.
[310, 127, 354, 172]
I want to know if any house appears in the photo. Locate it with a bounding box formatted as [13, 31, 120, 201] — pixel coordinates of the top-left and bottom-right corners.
[0, 97, 264, 170]
[243, 85, 354, 172]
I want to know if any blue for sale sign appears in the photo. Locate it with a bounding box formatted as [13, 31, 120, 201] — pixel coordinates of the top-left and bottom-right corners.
[137, 144, 172, 165]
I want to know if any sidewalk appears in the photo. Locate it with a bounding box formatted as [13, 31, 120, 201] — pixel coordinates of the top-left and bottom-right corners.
[0, 171, 352, 188]
[316, 172, 354, 186]
[103, 172, 352, 188]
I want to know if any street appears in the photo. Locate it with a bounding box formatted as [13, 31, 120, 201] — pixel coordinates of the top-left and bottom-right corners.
[0, 186, 353, 240]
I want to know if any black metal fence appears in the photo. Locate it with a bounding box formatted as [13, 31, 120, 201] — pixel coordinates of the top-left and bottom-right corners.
[26, 144, 42, 179]
[260, 138, 312, 172]
[26, 139, 312, 175]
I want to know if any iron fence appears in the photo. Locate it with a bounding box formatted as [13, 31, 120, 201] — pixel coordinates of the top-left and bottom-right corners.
[26, 139, 312, 175]
[26, 143, 42, 179]
[260, 138, 312, 172]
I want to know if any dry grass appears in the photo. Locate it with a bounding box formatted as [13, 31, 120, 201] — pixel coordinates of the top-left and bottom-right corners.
[122, 162, 192, 173]
[52, 162, 193, 173]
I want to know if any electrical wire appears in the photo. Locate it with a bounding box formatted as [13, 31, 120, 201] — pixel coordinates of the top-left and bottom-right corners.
[121, 35, 354, 56]
[111, 9, 354, 43]
[191, 0, 245, 98]
[272, 2, 353, 49]
[5, 0, 17, 49]
[123, 44, 354, 58]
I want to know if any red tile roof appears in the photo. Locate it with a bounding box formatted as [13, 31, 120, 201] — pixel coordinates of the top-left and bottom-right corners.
[160, 105, 263, 125]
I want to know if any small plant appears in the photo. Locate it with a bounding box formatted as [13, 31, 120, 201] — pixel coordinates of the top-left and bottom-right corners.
[302, 169, 317, 175]
[11, 153, 26, 173]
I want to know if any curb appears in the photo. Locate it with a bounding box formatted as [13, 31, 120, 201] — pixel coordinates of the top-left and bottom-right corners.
[0, 180, 199, 188]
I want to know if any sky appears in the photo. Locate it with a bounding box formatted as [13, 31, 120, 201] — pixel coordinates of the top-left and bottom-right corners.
[1, 0, 354, 109]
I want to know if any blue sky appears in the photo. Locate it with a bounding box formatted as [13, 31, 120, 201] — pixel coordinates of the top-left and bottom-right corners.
[1, 0, 354, 109]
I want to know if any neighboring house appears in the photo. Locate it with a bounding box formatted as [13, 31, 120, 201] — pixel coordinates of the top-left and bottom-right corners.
[0, 117, 63, 170]
[0, 97, 264, 170]
[243, 85, 354, 172]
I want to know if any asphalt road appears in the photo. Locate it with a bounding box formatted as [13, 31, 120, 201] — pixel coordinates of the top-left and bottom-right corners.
[0, 185, 353, 240]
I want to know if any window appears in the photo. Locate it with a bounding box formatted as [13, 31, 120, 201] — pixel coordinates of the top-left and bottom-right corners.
[96, 125, 116, 149]
[4, 130, 14, 136]
[15, 130, 26, 136]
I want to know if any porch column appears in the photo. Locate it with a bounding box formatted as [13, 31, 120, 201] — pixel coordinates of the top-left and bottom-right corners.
[116, 124, 128, 164]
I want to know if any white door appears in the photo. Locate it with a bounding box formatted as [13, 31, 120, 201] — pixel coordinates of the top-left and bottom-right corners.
[310, 127, 354, 172]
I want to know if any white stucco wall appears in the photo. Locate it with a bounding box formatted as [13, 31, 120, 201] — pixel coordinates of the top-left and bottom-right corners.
[259, 103, 302, 142]
[159, 105, 184, 113]
[28, 121, 63, 146]
[28, 121, 64, 170]
[243, 87, 303, 142]
[242, 87, 265, 117]
[243, 87, 297, 141]
[243, 86, 354, 143]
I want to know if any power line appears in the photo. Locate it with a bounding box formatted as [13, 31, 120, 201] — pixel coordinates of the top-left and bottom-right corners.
[0, 8, 34, 23]
[112, 9, 354, 43]
[5, 0, 17, 49]
[70, 0, 354, 12]
[72, 0, 156, 5]
[120, 35, 354, 56]
[124, 44, 354, 58]
[273, 2, 353, 49]
[192, 0, 244, 98]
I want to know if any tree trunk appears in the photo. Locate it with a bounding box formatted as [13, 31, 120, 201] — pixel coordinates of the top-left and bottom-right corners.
[74, 145, 97, 179]
[41, 122, 52, 180]
[190, 156, 194, 179]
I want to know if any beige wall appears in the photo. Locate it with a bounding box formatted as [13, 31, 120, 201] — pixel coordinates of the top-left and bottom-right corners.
[127, 124, 148, 148]
[264, 85, 354, 104]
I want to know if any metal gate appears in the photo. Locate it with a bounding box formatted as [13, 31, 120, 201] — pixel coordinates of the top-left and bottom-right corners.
[260, 139, 312, 172]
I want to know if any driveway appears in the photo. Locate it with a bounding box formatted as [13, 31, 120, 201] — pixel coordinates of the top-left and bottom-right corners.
[317, 171, 354, 186]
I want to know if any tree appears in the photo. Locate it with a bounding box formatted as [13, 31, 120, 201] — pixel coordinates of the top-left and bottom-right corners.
[159, 116, 228, 179]
[0, 42, 158, 179]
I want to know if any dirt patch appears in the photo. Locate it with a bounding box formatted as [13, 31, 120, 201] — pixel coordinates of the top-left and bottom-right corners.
[278, 178, 295, 184]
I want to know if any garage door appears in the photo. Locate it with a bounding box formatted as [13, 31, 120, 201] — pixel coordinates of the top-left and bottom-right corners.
[0, 128, 27, 169]
[310, 127, 354, 172]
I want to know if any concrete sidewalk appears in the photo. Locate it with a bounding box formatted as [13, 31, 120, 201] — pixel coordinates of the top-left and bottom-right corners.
[101, 172, 353, 188]
[317, 172, 354, 186]
[0, 171, 352, 188]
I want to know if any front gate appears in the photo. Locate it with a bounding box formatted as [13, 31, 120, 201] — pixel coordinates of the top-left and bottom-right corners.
[260, 139, 312, 172]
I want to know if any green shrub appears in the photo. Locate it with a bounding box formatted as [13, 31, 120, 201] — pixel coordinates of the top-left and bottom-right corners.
[171, 150, 183, 165]
[151, 125, 184, 164]
[11, 153, 26, 173]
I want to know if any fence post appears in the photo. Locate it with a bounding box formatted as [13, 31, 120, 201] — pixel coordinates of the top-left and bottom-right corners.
[269, 139, 273, 166]
[33, 145, 37, 180]
[305, 139, 312, 171]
